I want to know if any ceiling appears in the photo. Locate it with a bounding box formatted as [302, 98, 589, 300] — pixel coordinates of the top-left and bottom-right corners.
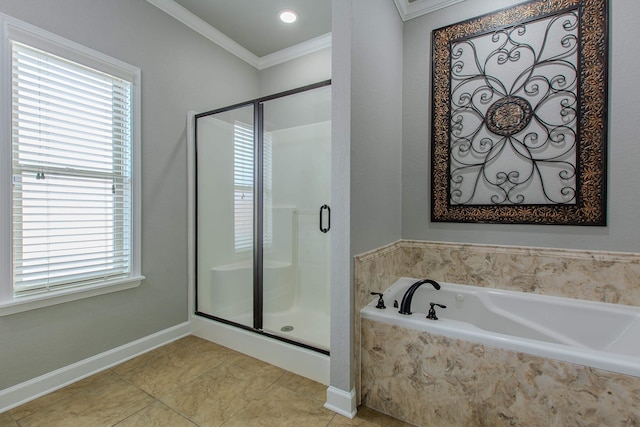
[173, 0, 331, 58]
[147, 0, 465, 69]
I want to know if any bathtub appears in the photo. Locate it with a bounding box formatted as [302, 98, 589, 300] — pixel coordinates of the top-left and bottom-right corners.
[361, 277, 640, 377]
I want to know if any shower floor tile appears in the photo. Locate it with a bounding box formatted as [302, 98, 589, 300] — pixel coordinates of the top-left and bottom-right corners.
[4, 336, 412, 427]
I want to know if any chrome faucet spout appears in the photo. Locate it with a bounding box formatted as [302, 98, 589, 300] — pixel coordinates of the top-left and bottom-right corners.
[398, 279, 441, 315]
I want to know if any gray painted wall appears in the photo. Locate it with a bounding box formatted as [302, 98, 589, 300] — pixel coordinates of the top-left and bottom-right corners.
[350, 0, 404, 257]
[0, 0, 258, 389]
[402, 0, 640, 253]
[330, 0, 353, 395]
[258, 47, 332, 96]
[328, 0, 404, 395]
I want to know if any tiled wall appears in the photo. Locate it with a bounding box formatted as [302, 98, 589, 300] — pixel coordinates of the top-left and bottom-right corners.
[354, 240, 640, 425]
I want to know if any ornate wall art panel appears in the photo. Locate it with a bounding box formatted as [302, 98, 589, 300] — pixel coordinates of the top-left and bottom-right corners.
[431, 0, 608, 225]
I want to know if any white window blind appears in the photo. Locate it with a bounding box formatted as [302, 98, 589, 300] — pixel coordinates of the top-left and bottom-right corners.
[263, 132, 273, 249]
[233, 120, 272, 254]
[233, 121, 254, 253]
[11, 40, 133, 295]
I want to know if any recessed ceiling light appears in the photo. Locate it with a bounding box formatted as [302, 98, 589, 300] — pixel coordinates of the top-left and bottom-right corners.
[279, 9, 298, 24]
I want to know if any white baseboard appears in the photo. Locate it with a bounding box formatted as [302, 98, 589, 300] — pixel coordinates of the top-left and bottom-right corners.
[0, 322, 190, 413]
[324, 386, 357, 418]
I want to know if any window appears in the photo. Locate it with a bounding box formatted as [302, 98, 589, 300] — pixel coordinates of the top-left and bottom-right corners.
[233, 121, 272, 254]
[263, 132, 273, 250]
[0, 14, 143, 315]
[233, 121, 254, 253]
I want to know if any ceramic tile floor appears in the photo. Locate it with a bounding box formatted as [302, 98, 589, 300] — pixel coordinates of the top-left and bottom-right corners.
[1, 335, 412, 427]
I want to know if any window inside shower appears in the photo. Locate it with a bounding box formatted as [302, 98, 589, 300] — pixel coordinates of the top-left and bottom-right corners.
[233, 121, 272, 254]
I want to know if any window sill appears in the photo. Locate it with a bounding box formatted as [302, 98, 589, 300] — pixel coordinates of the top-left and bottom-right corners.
[0, 276, 145, 317]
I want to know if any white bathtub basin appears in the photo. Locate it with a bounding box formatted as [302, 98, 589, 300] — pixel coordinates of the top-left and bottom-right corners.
[361, 277, 640, 377]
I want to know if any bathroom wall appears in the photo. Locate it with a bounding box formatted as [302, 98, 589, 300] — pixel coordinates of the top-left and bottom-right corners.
[350, 0, 404, 258]
[356, 241, 640, 315]
[330, 0, 354, 397]
[0, 0, 259, 390]
[402, 0, 640, 253]
[258, 47, 331, 96]
[330, 0, 405, 399]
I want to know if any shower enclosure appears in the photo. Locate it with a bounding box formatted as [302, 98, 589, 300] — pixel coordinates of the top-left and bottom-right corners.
[194, 81, 331, 353]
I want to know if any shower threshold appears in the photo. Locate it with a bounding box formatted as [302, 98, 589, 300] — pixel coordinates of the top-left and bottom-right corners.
[197, 307, 329, 353]
[190, 311, 330, 384]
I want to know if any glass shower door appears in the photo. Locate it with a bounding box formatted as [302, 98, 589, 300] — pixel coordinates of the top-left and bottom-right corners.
[195, 104, 255, 328]
[194, 81, 331, 353]
[260, 85, 331, 350]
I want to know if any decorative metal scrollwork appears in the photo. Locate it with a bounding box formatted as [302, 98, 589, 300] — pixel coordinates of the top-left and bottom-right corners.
[431, 0, 608, 225]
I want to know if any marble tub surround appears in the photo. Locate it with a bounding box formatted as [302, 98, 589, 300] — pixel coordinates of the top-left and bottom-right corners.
[3, 335, 409, 427]
[354, 240, 640, 311]
[353, 240, 640, 414]
[361, 318, 640, 427]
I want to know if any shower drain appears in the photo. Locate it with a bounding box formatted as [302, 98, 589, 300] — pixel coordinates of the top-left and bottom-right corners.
[280, 325, 294, 332]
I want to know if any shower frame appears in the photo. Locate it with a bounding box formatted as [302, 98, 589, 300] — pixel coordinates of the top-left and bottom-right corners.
[193, 80, 331, 355]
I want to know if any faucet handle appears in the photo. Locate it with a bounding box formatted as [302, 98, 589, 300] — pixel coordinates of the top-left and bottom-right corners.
[370, 292, 386, 309]
[426, 302, 446, 320]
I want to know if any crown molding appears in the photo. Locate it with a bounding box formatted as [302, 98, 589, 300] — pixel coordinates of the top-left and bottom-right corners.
[393, 0, 467, 21]
[146, 0, 259, 68]
[146, 0, 331, 70]
[148, 0, 464, 67]
[258, 32, 332, 70]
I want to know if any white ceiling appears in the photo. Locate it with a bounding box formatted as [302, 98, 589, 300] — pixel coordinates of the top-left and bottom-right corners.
[173, 0, 331, 58]
[147, 0, 465, 69]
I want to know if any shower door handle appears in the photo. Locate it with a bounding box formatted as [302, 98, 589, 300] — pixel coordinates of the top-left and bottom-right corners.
[319, 204, 330, 233]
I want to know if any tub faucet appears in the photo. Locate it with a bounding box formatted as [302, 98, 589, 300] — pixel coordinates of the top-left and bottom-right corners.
[426, 302, 447, 320]
[398, 279, 441, 315]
